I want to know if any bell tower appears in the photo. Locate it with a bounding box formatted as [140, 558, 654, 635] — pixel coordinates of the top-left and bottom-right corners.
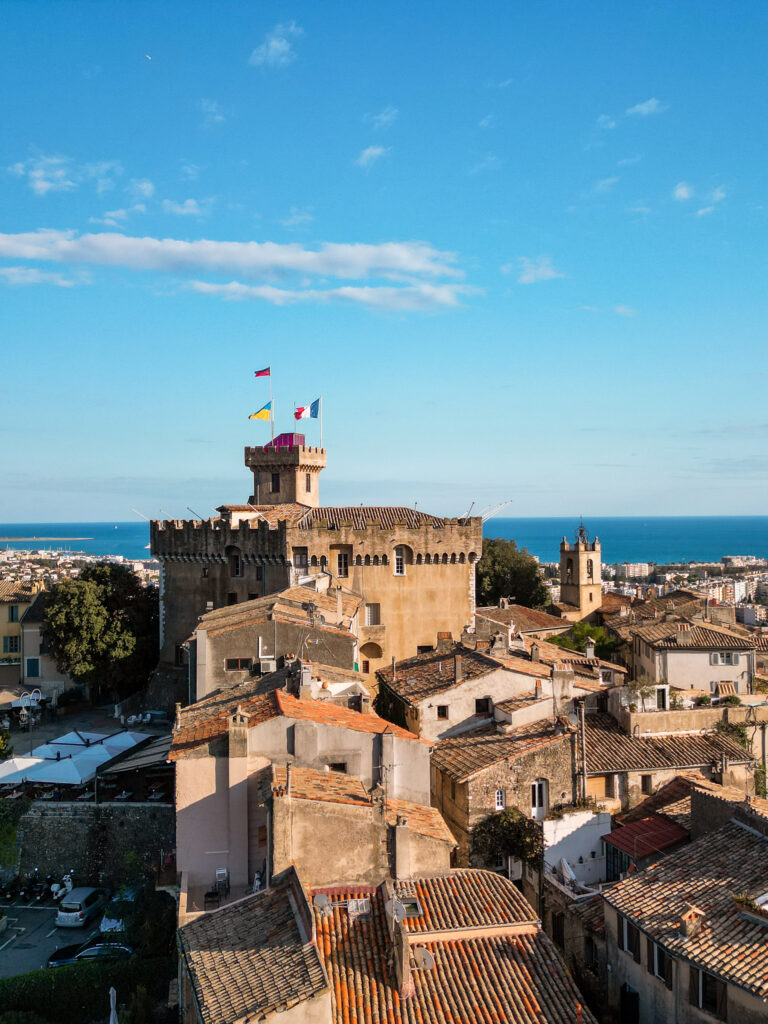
[244, 432, 326, 508]
[559, 522, 602, 618]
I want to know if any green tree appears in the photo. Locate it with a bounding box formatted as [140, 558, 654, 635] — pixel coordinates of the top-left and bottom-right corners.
[0, 727, 11, 763]
[43, 563, 158, 701]
[548, 621, 621, 660]
[476, 538, 548, 609]
[471, 807, 544, 867]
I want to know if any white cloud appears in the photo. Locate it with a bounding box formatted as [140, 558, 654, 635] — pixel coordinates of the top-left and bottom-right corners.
[0, 266, 88, 287]
[0, 229, 462, 282]
[469, 154, 500, 174]
[618, 154, 642, 166]
[10, 155, 122, 196]
[629, 202, 652, 215]
[180, 162, 200, 181]
[626, 97, 667, 117]
[185, 279, 475, 311]
[127, 178, 155, 199]
[594, 176, 619, 193]
[89, 203, 146, 227]
[249, 21, 302, 68]
[711, 186, 727, 203]
[365, 105, 398, 130]
[673, 181, 692, 201]
[162, 198, 211, 217]
[281, 206, 314, 229]
[615, 304, 638, 317]
[597, 114, 616, 130]
[200, 99, 227, 127]
[512, 256, 565, 285]
[356, 146, 389, 168]
[695, 206, 714, 217]
[478, 114, 494, 129]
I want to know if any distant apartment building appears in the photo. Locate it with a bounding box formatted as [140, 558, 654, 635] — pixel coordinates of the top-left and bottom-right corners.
[0, 581, 42, 681]
[616, 562, 651, 579]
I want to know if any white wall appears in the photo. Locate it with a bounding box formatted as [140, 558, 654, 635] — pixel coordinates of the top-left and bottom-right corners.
[543, 810, 611, 886]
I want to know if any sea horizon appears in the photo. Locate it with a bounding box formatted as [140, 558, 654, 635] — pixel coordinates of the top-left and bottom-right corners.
[1, 515, 767, 566]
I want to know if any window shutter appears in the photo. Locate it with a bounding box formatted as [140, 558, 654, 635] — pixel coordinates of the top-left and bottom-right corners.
[732, 653, 739, 665]
[664, 955, 673, 991]
[617, 914, 625, 951]
[689, 966, 700, 1007]
[646, 937, 655, 975]
[710, 653, 718, 666]
[2, 637, 7, 654]
[716, 979, 727, 1019]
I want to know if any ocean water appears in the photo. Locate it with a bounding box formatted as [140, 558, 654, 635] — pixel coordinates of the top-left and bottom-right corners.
[0, 517, 766, 565]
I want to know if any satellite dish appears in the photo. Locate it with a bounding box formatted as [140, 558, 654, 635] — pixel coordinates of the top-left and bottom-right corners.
[313, 893, 331, 915]
[392, 900, 408, 923]
[412, 946, 435, 971]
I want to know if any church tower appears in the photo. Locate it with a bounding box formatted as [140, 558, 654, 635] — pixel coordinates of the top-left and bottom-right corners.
[559, 522, 602, 618]
[244, 432, 326, 508]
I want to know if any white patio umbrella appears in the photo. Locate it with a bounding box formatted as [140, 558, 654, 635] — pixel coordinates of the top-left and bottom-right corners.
[0, 756, 43, 784]
[109, 986, 118, 1024]
[24, 757, 95, 785]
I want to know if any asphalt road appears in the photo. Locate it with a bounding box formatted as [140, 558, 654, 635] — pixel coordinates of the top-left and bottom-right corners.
[0, 904, 99, 978]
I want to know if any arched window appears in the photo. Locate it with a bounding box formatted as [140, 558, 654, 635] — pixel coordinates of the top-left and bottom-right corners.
[458, 552, 466, 564]
[425, 554, 432, 565]
[364, 554, 371, 566]
[372, 555, 380, 566]
[566, 558, 573, 583]
[442, 553, 448, 565]
[226, 545, 243, 578]
[354, 554, 362, 566]
[450, 553, 457, 564]
[587, 558, 594, 579]
[416, 553, 423, 565]
[310, 554, 318, 567]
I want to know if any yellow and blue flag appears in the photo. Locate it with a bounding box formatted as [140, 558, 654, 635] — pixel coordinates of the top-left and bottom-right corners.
[249, 401, 272, 421]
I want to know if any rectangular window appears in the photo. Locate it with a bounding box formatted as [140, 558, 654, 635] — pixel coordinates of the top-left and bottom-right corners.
[174, 644, 186, 667]
[690, 968, 727, 1020]
[552, 912, 565, 948]
[8, 606, 19, 623]
[293, 548, 308, 570]
[230, 553, 243, 578]
[417, 645, 434, 654]
[437, 705, 449, 720]
[619, 917, 641, 963]
[328, 762, 347, 773]
[225, 658, 252, 671]
[25, 658, 40, 678]
[255, 566, 263, 581]
[337, 552, 349, 578]
[361, 660, 370, 674]
[271, 472, 280, 493]
[257, 825, 267, 846]
[641, 774, 653, 795]
[365, 603, 381, 626]
[305, 473, 312, 492]
[495, 789, 506, 811]
[394, 548, 405, 576]
[3, 636, 20, 654]
[475, 697, 491, 715]
[227, 593, 238, 606]
[248, 593, 258, 601]
[202, 567, 209, 578]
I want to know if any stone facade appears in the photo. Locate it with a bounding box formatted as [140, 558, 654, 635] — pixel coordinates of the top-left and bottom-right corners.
[431, 733, 576, 866]
[558, 527, 602, 621]
[16, 801, 175, 884]
[151, 437, 482, 679]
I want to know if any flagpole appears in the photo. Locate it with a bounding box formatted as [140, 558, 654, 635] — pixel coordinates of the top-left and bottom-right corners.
[320, 395, 323, 449]
[269, 374, 274, 442]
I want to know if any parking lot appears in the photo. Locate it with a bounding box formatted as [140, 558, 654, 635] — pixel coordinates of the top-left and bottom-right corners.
[0, 902, 100, 978]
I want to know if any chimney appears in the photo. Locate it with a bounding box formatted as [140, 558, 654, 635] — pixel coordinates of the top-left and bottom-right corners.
[436, 631, 453, 653]
[285, 762, 292, 798]
[490, 632, 507, 657]
[531, 642, 540, 663]
[535, 679, 543, 699]
[677, 623, 693, 646]
[680, 905, 705, 938]
[584, 638, 596, 659]
[455, 654, 463, 683]
[300, 663, 313, 700]
[499, 597, 509, 610]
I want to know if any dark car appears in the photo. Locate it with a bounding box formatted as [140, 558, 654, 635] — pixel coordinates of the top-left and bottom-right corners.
[46, 938, 133, 968]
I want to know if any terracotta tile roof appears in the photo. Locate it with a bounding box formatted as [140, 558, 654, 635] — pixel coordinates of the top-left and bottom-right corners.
[199, 586, 361, 635]
[274, 690, 427, 742]
[581, 714, 752, 774]
[179, 869, 328, 1024]
[431, 719, 573, 782]
[393, 870, 534, 932]
[171, 672, 421, 759]
[603, 815, 689, 859]
[487, 653, 554, 678]
[597, 592, 633, 614]
[476, 604, 571, 634]
[523, 636, 627, 676]
[376, 644, 502, 705]
[605, 819, 768, 998]
[384, 799, 456, 846]
[754, 633, 768, 651]
[570, 893, 605, 934]
[259, 763, 370, 806]
[216, 503, 308, 526]
[0, 581, 39, 604]
[628, 620, 756, 650]
[495, 692, 550, 714]
[297, 506, 451, 530]
[617, 772, 705, 828]
[311, 876, 596, 1024]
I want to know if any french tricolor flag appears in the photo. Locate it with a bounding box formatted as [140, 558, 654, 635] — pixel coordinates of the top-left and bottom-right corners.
[294, 398, 320, 420]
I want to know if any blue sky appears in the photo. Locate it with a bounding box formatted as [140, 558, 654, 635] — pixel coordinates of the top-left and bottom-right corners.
[2, 1, 766, 521]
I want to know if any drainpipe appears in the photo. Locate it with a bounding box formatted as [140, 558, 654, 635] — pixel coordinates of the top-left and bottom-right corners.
[579, 700, 588, 801]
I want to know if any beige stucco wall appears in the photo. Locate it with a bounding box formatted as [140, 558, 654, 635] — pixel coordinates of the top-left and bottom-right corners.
[176, 752, 231, 890]
[633, 640, 754, 692]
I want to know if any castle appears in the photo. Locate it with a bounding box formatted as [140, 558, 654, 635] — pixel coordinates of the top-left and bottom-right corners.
[151, 433, 483, 679]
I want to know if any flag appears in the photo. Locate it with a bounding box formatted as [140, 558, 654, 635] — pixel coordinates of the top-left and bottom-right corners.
[249, 401, 272, 420]
[254, 367, 271, 378]
[294, 398, 320, 420]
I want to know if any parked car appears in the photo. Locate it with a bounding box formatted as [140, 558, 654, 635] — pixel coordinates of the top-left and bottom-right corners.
[99, 886, 138, 934]
[55, 887, 107, 927]
[47, 938, 133, 968]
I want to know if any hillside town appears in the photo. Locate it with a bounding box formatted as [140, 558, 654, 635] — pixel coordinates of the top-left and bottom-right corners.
[2, 433, 767, 1024]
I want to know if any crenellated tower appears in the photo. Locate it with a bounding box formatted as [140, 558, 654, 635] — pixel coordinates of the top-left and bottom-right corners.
[244, 433, 326, 508]
[559, 522, 602, 618]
